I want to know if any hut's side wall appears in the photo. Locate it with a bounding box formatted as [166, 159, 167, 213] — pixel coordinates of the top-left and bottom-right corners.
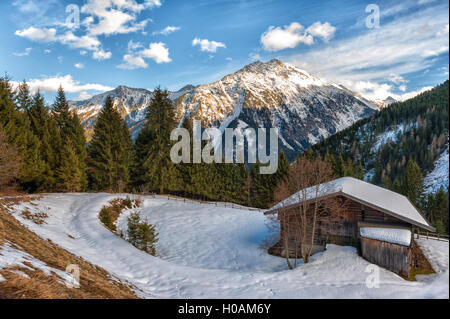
[360, 237, 411, 277]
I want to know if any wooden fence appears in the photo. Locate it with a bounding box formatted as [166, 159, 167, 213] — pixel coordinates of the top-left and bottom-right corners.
[415, 229, 449, 242]
[142, 193, 264, 212]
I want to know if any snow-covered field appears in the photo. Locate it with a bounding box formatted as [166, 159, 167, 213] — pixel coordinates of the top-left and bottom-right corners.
[1, 193, 448, 299]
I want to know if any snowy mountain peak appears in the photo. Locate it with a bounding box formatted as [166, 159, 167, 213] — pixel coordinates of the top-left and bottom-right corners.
[70, 60, 376, 157]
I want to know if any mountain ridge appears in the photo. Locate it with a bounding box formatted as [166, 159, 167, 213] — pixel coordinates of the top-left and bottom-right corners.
[69, 59, 378, 157]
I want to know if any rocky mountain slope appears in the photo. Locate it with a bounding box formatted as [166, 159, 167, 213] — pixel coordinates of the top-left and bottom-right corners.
[70, 59, 378, 158]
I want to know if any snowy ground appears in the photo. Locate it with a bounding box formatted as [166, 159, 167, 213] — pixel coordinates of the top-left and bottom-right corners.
[1, 193, 448, 299]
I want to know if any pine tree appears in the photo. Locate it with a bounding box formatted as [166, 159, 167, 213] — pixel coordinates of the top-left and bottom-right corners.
[174, 118, 194, 197]
[52, 86, 72, 136]
[356, 163, 364, 180]
[434, 188, 449, 234]
[274, 150, 290, 185]
[250, 162, 272, 208]
[0, 76, 44, 191]
[55, 141, 83, 192]
[0, 129, 20, 190]
[28, 92, 60, 190]
[52, 86, 87, 190]
[15, 81, 33, 112]
[132, 88, 177, 194]
[402, 159, 423, 206]
[87, 96, 132, 192]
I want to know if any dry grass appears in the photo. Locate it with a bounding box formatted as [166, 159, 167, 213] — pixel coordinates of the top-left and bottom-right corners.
[0, 198, 139, 299]
[20, 209, 48, 225]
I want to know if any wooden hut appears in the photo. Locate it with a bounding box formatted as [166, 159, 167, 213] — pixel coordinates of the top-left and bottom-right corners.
[265, 177, 435, 277]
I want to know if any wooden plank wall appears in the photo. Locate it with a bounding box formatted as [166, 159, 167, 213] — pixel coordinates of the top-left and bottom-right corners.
[360, 237, 411, 277]
[274, 196, 415, 267]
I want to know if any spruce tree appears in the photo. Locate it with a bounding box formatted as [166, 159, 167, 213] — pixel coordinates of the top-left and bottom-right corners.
[52, 86, 72, 136]
[434, 188, 449, 234]
[250, 162, 272, 208]
[133, 88, 177, 194]
[87, 96, 132, 192]
[55, 141, 83, 192]
[0, 76, 43, 191]
[402, 159, 423, 206]
[28, 92, 59, 190]
[52, 86, 87, 190]
[15, 81, 33, 112]
[174, 117, 194, 197]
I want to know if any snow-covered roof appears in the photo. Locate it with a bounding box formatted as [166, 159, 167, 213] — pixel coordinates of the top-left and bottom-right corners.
[267, 177, 434, 231]
[360, 227, 412, 246]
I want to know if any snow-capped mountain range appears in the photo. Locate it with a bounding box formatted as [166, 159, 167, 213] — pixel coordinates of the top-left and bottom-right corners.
[69, 59, 378, 158]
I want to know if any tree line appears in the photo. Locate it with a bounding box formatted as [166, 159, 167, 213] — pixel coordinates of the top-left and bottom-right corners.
[1, 76, 447, 232]
[0, 77, 288, 209]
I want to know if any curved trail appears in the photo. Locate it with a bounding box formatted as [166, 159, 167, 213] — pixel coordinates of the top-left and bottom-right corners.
[7, 194, 449, 299]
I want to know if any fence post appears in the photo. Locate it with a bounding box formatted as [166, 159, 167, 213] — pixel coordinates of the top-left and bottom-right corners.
[426, 231, 428, 239]
[437, 233, 440, 241]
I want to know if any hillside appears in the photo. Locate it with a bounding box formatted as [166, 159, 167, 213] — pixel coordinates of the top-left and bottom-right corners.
[1, 193, 448, 298]
[0, 196, 138, 298]
[310, 81, 449, 192]
[70, 59, 377, 158]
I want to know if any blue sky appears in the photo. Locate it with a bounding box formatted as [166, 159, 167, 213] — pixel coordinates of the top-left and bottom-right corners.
[1, 0, 448, 102]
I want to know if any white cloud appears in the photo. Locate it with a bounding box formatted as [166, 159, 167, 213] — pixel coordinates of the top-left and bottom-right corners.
[57, 56, 63, 63]
[305, 22, 336, 42]
[140, 42, 172, 63]
[398, 86, 434, 101]
[12, 47, 32, 57]
[80, 0, 160, 36]
[249, 53, 262, 61]
[77, 91, 93, 100]
[419, 0, 437, 4]
[388, 73, 407, 84]
[12, 0, 42, 13]
[192, 38, 226, 53]
[261, 22, 312, 51]
[153, 25, 181, 36]
[436, 24, 449, 36]
[11, 74, 113, 94]
[422, 45, 449, 57]
[44, 49, 51, 54]
[74, 63, 84, 69]
[287, 5, 449, 101]
[92, 50, 112, 60]
[117, 42, 171, 69]
[15, 27, 111, 61]
[225, 57, 233, 61]
[340, 80, 431, 102]
[15, 0, 163, 61]
[15, 27, 57, 42]
[127, 40, 144, 51]
[58, 31, 101, 51]
[260, 21, 335, 52]
[117, 54, 148, 70]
